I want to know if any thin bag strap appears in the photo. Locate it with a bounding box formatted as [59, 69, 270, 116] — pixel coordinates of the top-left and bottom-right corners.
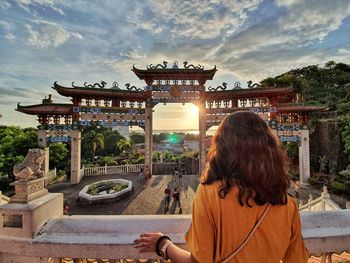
[221, 204, 271, 263]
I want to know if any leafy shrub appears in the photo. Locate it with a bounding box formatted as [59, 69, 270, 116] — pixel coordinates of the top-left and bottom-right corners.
[113, 183, 128, 192]
[331, 182, 349, 195]
[308, 177, 318, 186]
[86, 181, 127, 195]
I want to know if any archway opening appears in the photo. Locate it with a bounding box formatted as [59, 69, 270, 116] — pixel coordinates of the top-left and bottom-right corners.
[152, 103, 199, 175]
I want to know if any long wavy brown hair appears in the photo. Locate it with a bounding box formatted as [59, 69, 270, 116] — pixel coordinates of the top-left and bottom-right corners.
[201, 111, 290, 206]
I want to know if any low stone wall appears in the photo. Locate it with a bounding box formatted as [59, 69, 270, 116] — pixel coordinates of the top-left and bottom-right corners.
[153, 159, 199, 175]
[0, 211, 350, 261]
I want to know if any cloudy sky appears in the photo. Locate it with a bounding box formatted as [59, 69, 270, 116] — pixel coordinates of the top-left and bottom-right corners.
[1, 0, 350, 130]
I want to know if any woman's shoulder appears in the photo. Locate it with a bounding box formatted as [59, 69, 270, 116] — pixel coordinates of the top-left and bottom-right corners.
[199, 180, 222, 191]
[286, 194, 299, 210]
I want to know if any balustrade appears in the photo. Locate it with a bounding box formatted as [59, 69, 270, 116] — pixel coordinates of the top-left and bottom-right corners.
[0, 211, 349, 262]
[80, 164, 144, 177]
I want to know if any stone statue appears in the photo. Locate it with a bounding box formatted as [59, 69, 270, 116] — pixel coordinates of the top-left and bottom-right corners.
[13, 149, 46, 181]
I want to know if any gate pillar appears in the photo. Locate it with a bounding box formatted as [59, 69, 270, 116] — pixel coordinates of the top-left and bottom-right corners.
[198, 102, 207, 175]
[70, 130, 81, 184]
[145, 106, 153, 174]
[299, 129, 310, 184]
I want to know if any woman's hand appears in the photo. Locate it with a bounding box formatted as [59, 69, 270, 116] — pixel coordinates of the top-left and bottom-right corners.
[134, 232, 164, 253]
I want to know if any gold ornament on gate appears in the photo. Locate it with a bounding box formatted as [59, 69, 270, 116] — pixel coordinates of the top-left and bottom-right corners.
[170, 85, 181, 97]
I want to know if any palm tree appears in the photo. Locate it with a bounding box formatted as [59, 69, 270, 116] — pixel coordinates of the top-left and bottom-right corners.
[116, 138, 133, 154]
[83, 130, 104, 161]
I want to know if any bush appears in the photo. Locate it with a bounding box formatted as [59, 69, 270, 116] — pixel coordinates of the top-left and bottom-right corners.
[331, 182, 349, 195]
[99, 156, 118, 166]
[308, 177, 318, 186]
[57, 170, 66, 177]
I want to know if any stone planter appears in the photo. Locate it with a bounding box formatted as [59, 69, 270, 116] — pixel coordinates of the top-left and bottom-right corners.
[78, 179, 133, 205]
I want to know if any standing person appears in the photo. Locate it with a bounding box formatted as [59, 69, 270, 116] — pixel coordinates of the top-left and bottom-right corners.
[138, 166, 145, 181]
[134, 111, 309, 262]
[63, 204, 69, 215]
[164, 184, 172, 212]
[172, 187, 182, 214]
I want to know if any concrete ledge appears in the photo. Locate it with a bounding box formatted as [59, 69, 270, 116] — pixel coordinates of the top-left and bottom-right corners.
[301, 210, 350, 255]
[0, 211, 349, 259]
[0, 193, 63, 239]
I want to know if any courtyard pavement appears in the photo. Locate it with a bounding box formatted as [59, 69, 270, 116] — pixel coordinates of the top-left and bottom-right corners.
[48, 174, 349, 216]
[48, 174, 200, 215]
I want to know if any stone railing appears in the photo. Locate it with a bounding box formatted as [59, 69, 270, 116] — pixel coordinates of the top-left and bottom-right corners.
[299, 186, 341, 212]
[0, 191, 9, 205]
[80, 164, 144, 178]
[0, 210, 350, 262]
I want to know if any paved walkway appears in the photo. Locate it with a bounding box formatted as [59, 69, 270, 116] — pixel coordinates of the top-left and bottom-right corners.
[122, 174, 199, 215]
[48, 174, 200, 215]
[48, 174, 349, 216]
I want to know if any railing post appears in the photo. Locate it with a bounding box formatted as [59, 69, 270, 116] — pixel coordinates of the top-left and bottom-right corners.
[105, 164, 107, 175]
[321, 185, 330, 211]
[308, 194, 313, 211]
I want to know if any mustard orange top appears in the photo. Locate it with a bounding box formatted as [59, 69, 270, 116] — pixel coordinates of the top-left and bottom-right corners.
[185, 181, 309, 263]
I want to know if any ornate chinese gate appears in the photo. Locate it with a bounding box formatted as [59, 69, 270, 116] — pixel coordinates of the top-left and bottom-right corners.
[17, 61, 325, 184]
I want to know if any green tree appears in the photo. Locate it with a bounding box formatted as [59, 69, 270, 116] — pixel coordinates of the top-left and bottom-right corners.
[100, 131, 123, 156]
[0, 126, 38, 183]
[83, 130, 104, 161]
[116, 138, 133, 153]
[49, 143, 68, 170]
[130, 132, 145, 144]
[340, 115, 350, 161]
[81, 126, 123, 161]
[260, 61, 350, 113]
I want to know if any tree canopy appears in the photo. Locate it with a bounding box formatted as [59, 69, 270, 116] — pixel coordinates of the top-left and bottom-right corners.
[260, 61, 350, 114]
[0, 126, 38, 181]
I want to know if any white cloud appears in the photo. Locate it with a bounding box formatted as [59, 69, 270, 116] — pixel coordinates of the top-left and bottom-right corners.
[132, 0, 262, 40]
[203, 0, 350, 80]
[275, 0, 303, 7]
[25, 20, 83, 48]
[0, 20, 16, 41]
[15, 0, 65, 15]
[338, 48, 350, 55]
[0, 1, 11, 9]
[277, 0, 350, 42]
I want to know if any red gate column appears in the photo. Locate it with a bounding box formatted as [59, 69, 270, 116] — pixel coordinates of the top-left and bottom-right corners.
[198, 101, 207, 175]
[144, 105, 153, 174]
[70, 130, 81, 184]
[71, 97, 81, 184]
[299, 128, 310, 184]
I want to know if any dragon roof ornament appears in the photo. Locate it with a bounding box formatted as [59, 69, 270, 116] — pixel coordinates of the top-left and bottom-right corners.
[145, 61, 208, 70]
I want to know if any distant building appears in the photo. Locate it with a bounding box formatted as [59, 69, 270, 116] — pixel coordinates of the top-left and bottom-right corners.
[156, 140, 184, 155]
[184, 140, 199, 151]
[112, 125, 129, 138]
[134, 143, 145, 153]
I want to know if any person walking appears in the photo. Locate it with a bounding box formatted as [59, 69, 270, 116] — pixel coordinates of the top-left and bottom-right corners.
[172, 187, 182, 214]
[164, 184, 172, 212]
[138, 166, 145, 181]
[134, 111, 309, 262]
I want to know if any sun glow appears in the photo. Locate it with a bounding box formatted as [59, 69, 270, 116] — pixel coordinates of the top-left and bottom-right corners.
[152, 103, 199, 130]
[189, 104, 199, 117]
